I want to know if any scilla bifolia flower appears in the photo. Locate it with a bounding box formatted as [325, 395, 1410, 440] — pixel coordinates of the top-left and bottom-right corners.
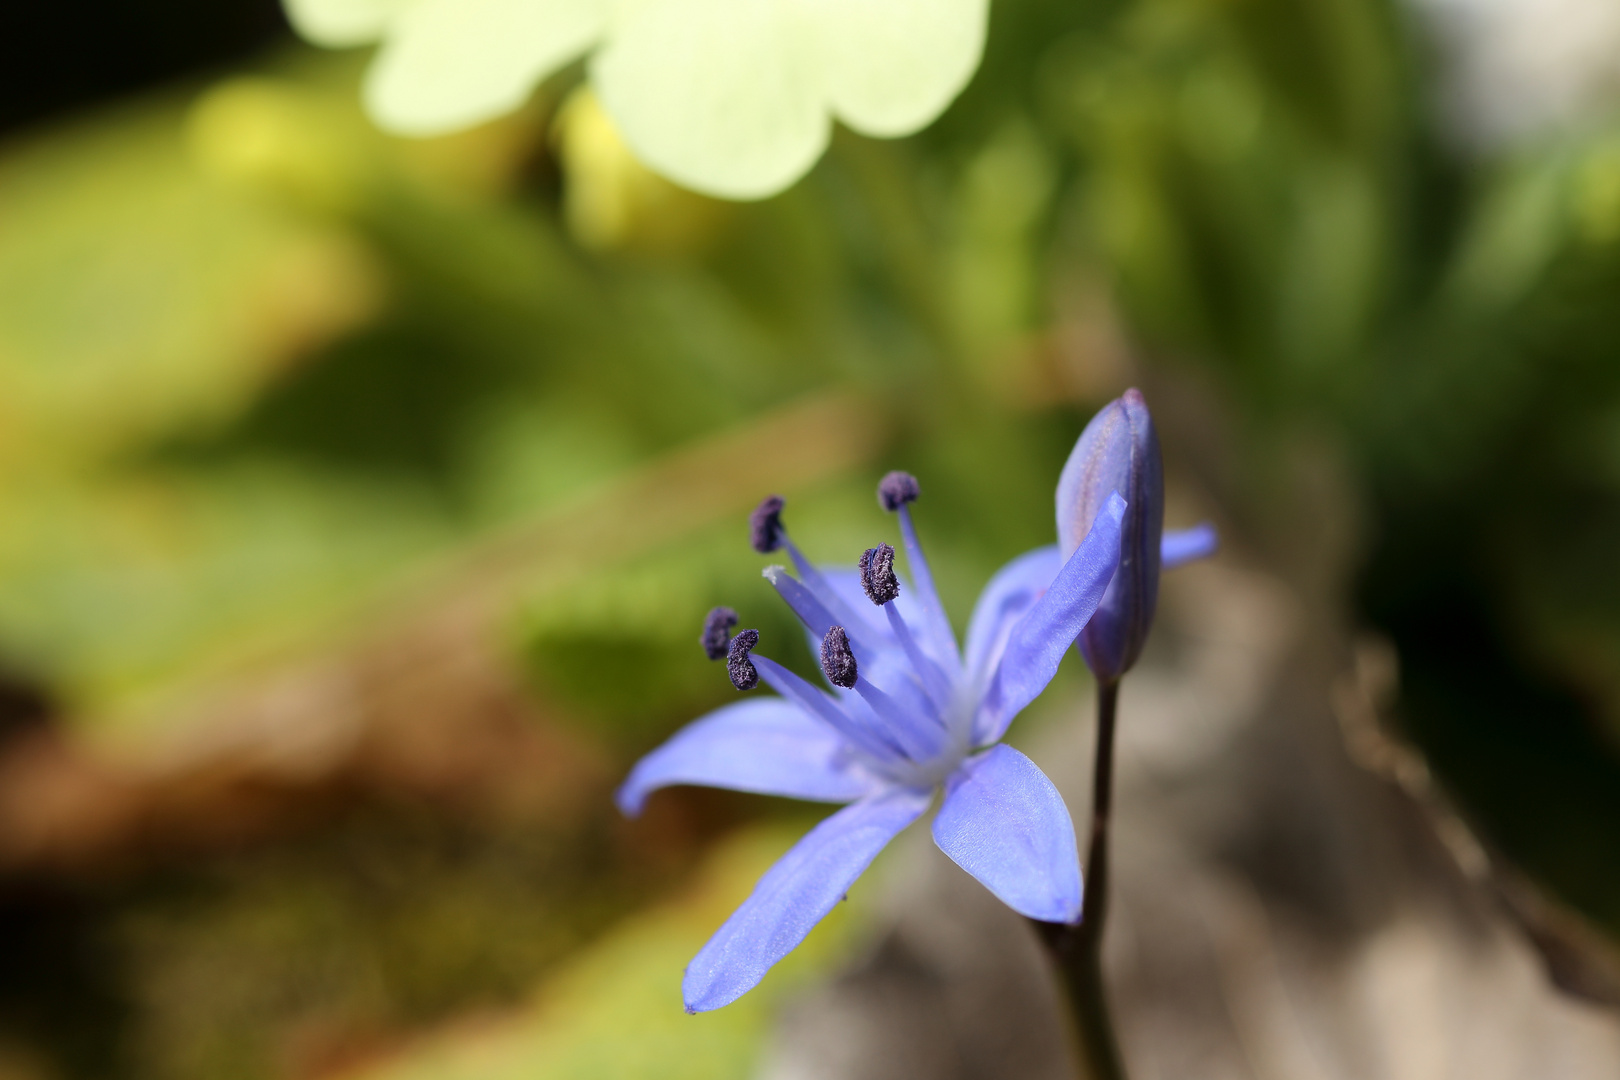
[620, 479, 1127, 1011]
[283, 0, 987, 199]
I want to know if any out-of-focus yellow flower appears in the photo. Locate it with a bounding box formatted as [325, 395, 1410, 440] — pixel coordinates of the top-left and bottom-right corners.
[283, 0, 988, 200]
[554, 88, 726, 254]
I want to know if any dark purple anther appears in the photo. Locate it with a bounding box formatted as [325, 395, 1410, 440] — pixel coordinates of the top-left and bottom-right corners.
[727, 629, 761, 690]
[1056, 388, 1164, 685]
[750, 496, 786, 554]
[877, 471, 920, 512]
[701, 606, 738, 660]
[819, 626, 858, 689]
[858, 544, 900, 605]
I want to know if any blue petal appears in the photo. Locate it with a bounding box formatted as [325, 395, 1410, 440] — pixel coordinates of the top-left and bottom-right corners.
[616, 698, 882, 816]
[963, 545, 1061, 689]
[683, 788, 932, 1012]
[975, 492, 1125, 744]
[932, 745, 1082, 922]
[1161, 523, 1218, 569]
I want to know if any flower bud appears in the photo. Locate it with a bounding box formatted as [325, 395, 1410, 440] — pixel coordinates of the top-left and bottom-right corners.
[1056, 389, 1164, 685]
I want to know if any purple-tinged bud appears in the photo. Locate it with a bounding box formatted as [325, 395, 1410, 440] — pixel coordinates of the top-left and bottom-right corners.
[701, 607, 738, 661]
[877, 472, 920, 512]
[750, 496, 786, 554]
[727, 629, 760, 690]
[858, 544, 900, 605]
[1056, 388, 1164, 685]
[819, 626, 858, 689]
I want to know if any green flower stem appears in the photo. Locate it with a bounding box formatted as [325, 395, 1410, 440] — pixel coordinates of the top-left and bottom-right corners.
[1034, 680, 1127, 1080]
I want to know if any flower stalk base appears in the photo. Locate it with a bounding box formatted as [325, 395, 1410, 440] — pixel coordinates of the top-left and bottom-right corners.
[1035, 681, 1128, 1080]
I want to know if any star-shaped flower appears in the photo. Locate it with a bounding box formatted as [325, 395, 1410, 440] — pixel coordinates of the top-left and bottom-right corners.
[620, 468, 1141, 1012]
[283, 0, 988, 199]
[621, 393, 1217, 1012]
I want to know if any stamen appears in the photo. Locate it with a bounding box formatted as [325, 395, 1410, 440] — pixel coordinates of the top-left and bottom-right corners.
[850, 673, 940, 762]
[701, 606, 738, 660]
[877, 471, 920, 512]
[877, 472, 961, 671]
[858, 544, 900, 605]
[727, 629, 761, 690]
[819, 626, 858, 689]
[749, 493, 885, 643]
[860, 538, 951, 712]
[750, 653, 905, 762]
[763, 565, 878, 667]
[780, 542, 887, 644]
[884, 603, 953, 716]
[750, 495, 786, 554]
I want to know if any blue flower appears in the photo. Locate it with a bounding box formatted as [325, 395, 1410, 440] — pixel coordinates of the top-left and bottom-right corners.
[619, 475, 1128, 1012]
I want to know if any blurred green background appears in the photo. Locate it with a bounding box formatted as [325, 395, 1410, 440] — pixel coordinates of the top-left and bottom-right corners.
[1, 0, 1619, 1076]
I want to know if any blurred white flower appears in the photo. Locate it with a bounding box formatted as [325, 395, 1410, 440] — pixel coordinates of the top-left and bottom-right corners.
[283, 0, 988, 199]
[1412, 0, 1620, 145]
